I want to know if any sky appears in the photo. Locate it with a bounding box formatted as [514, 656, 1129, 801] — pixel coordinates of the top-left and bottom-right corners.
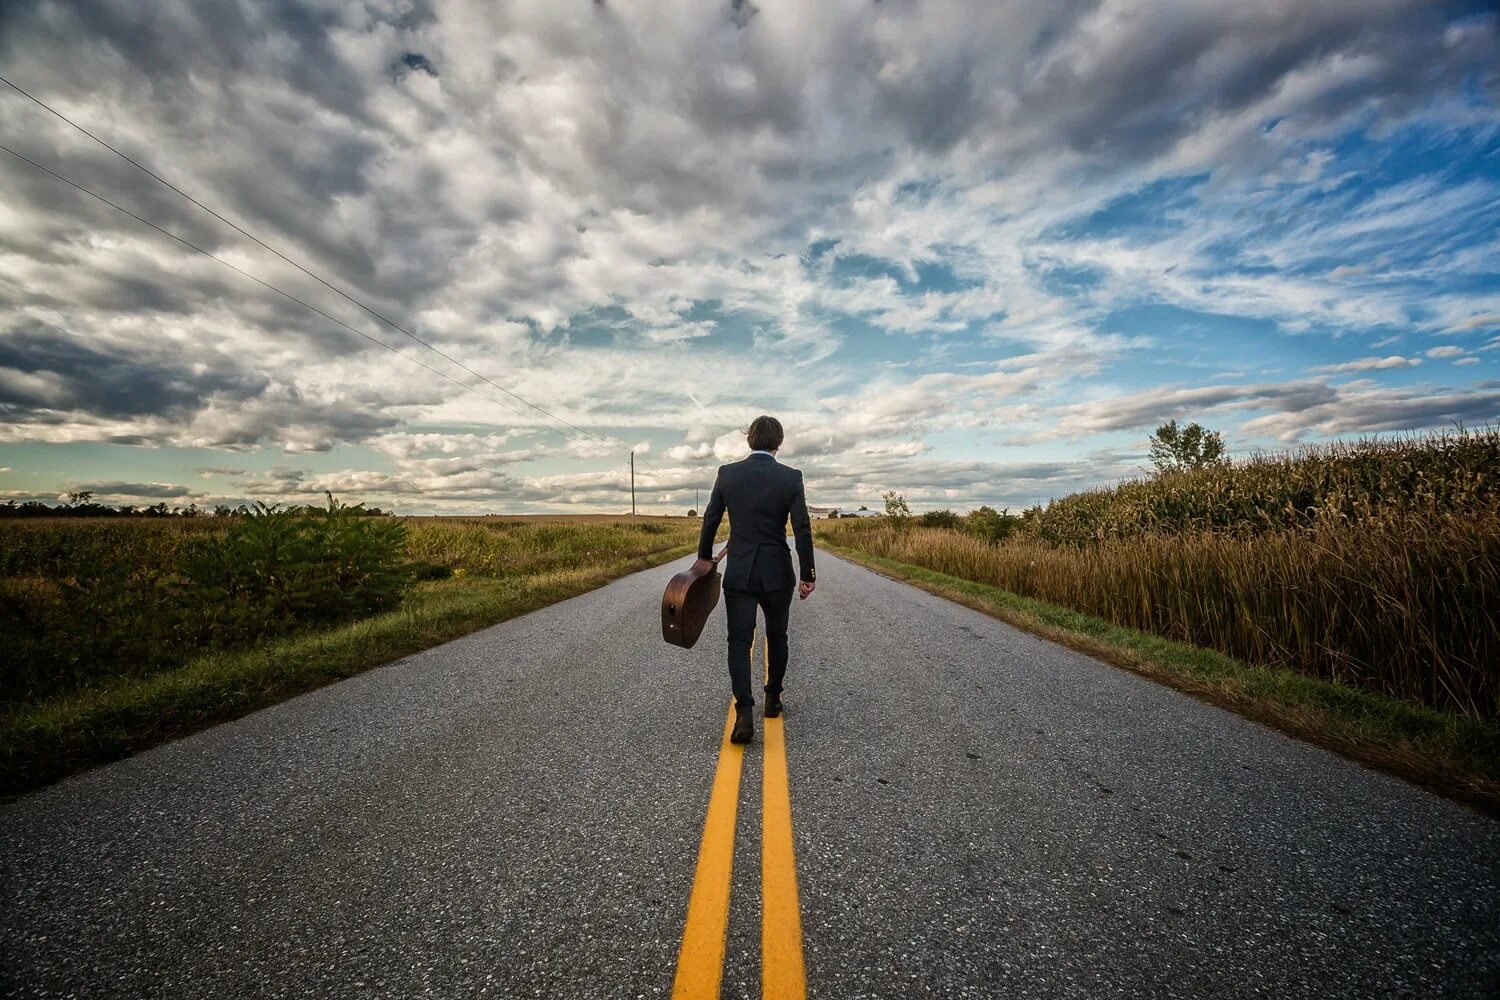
[0, 0, 1497, 515]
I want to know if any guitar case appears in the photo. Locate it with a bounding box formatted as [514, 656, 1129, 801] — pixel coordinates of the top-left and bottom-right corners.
[662, 547, 728, 649]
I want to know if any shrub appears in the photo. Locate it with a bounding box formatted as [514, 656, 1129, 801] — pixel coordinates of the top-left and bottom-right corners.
[883, 491, 912, 529]
[184, 495, 411, 645]
[919, 509, 961, 529]
[964, 505, 1021, 543]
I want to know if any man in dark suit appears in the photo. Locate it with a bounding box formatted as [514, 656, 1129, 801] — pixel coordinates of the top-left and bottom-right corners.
[695, 415, 816, 744]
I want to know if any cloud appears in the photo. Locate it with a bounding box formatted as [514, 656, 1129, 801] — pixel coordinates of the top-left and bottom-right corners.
[1020, 381, 1335, 439]
[1238, 382, 1500, 440]
[665, 441, 716, 463]
[1013, 378, 1500, 443]
[1445, 313, 1500, 333]
[370, 431, 535, 462]
[67, 481, 196, 499]
[1311, 355, 1421, 373]
[0, 323, 266, 422]
[0, 1, 1494, 511]
[1426, 346, 1468, 359]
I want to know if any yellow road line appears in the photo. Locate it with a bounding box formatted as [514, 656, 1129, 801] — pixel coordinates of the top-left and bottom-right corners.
[761, 637, 808, 999]
[671, 700, 745, 999]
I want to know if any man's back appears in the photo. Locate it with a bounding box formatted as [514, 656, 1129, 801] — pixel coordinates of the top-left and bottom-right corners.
[698, 453, 815, 593]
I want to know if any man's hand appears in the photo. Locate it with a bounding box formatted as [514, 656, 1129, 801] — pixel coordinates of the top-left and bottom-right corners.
[798, 580, 816, 600]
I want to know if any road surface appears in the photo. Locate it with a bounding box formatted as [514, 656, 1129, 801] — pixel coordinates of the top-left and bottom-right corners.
[3, 549, 1497, 998]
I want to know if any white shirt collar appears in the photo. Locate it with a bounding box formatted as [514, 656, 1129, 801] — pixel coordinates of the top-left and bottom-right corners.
[749, 450, 776, 460]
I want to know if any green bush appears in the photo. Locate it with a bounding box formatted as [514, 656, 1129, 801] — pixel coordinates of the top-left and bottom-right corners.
[964, 505, 1021, 543]
[184, 495, 411, 646]
[919, 509, 961, 529]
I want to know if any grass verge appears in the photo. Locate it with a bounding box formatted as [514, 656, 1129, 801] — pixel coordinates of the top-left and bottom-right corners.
[821, 541, 1500, 817]
[1, 543, 694, 797]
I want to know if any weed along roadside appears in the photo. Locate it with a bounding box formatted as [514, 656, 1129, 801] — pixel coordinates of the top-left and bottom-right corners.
[0, 502, 705, 795]
[815, 428, 1500, 814]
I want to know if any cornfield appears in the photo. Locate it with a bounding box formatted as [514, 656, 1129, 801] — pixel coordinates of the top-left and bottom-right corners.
[822, 428, 1500, 719]
[1022, 428, 1499, 546]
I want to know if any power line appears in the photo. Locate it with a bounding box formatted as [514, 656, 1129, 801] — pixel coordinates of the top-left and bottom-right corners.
[0, 141, 581, 435]
[0, 73, 618, 451]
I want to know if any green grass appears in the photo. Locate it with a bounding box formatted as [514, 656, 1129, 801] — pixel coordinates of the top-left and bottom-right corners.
[0, 542, 695, 796]
[822, 540, 1500, 816]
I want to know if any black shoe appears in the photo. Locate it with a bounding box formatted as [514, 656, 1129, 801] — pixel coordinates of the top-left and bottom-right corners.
[730, 703, 754, 744]
[764, 693, 783, 718]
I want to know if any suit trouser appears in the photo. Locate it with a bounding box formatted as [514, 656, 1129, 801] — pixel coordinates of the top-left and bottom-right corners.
[725, 585, 794, 708]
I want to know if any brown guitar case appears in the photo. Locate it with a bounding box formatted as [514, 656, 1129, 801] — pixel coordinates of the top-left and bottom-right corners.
[662, 546, 729, 649]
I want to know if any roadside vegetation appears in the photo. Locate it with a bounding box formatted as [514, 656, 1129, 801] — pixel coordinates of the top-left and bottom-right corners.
[819, 426, 1500, 809]
[1, 502, 700, 794]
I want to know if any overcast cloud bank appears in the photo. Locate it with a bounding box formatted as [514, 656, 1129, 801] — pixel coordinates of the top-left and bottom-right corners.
[1, 1, 1496, 512]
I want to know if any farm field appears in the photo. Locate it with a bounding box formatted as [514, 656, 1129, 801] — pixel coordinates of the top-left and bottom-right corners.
[817, 428, 1500, 808]
[1, 510, 709, 794]
[403, 513, 694, 524]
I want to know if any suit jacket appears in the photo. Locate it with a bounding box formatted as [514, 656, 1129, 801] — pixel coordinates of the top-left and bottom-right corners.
[697, 453, 815, 592]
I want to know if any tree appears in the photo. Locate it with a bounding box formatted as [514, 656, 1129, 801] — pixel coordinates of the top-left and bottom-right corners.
[66, 490, 94, 506]
[882, 490, 911, 523]
[687, 508, 697, 518]
[1149, 419, 1226, 473]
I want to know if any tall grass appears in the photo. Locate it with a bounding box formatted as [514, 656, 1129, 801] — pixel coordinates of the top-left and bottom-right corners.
[822, 428, 1500, 720]
[1, 512, 699, 713]
[404, 518, 683, 576]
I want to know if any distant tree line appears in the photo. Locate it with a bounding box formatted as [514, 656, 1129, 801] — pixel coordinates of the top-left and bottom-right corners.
[1, 491, 393, 519]
[844, 420, 1229, 534]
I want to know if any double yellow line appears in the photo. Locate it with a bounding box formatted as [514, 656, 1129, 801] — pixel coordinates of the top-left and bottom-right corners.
[671, 635, 807, 999]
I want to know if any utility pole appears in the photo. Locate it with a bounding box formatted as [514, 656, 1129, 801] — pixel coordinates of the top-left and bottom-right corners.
[630, 450, 636, 516]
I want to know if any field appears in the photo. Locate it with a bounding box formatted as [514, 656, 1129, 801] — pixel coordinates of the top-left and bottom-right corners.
[817, 428, 1500, 804]
[8, 430, 1497, 801]
[1, 510, 706, 793]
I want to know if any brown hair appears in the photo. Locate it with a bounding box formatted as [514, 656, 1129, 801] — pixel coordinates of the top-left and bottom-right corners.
[746, 415, 784, 452]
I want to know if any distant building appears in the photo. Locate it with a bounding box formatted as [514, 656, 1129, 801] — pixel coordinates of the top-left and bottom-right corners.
[845, 508, 881, 518]
[808, 505, 841, 518]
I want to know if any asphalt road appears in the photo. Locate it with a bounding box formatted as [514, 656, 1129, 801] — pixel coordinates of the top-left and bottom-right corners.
[2, 549, 1497, 998]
